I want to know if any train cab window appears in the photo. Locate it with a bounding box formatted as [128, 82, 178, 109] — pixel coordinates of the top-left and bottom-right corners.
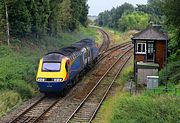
[42, 62, 61, 72]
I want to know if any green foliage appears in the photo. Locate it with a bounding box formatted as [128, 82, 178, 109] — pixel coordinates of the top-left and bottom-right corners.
[0, 90, 21, 117]
[161, 0, 180, 52]
[158, 0, 180, 85]
[0, 0, 89, 38]
[8, 0, 31, 37]
[0, 45, 37, 99]
[111, 95, 180, 123]
[162, 0, 180, 31]
[118, 11, 150, 31]
[96, 3, 134, 29]
[159, 60, 180, 85]
[96, 1, 164, 31]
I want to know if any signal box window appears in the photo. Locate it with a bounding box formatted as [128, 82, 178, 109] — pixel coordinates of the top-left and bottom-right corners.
[136, 43, 146, 54]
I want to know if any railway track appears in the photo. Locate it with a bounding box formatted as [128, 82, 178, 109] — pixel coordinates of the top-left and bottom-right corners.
[65, 45, 133, 123]
[9, 96, 61, 123]
[98, 28, 111, 53]
[98, 41, 131, 62]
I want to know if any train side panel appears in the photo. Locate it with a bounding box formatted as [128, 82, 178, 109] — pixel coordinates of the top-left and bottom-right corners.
[93, 47, 99, 60]
[69, 54, 84, 80]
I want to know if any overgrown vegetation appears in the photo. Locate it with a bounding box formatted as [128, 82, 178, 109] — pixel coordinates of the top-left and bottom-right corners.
[95, 93, 180, 123]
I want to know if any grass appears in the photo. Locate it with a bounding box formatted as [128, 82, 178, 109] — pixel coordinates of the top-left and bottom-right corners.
[94, 92, 180, 123]
[93, 57, 134, 123]
[0, 91, 22, 117]
[114, 57, 134, 86]
[94, 66, 180, 123]
[0, 26, 100, 117]
[110, 95, 180, 123]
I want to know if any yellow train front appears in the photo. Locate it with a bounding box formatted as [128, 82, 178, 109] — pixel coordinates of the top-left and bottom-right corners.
[36, 39, 99, 93]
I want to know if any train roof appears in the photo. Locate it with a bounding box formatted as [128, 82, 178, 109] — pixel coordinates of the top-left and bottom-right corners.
[46, 38, 95, 57]
[80, 38, 95, 46]
[43, 53, 64, 62]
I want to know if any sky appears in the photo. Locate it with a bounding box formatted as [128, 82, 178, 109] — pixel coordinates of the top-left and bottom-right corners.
[87, 0, 147, 16]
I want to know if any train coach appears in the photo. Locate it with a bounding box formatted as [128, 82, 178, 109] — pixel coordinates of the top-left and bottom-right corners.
[36, 39, 99, 93]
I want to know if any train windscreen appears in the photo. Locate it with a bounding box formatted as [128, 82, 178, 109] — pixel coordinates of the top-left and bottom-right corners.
[42, 63, 61, 72]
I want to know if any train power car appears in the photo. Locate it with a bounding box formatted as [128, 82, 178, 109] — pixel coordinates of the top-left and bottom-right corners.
[36, 39, 99, 93]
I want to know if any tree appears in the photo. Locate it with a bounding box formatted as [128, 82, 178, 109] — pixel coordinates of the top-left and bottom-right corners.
[118, 11, 150, 31]
[79, 0, 89, 27]
[161, 0, 180, 52]
[96, 3, 134, 29]
[58, 0, 73, 31]
[8, 0, 31, 37]
[27, 0, 50, 37]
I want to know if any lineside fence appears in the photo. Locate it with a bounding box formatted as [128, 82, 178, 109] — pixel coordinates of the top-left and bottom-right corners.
[142, 88, 180, 97]
[128, 79, 180, 97]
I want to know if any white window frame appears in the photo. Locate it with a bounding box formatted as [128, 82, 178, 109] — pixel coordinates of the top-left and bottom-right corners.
[136, 43, 146, 54]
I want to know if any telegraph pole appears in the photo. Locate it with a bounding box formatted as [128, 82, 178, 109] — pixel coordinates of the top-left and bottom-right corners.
[4, 0, 10, 46]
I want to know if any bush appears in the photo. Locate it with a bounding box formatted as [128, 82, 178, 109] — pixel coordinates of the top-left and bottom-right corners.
[9, 79, 35, 99]
[111, 95, 180, 123]
[159, 60, 180, 85]
[118, 11, 150, 32]
[0, 45, 37, 99]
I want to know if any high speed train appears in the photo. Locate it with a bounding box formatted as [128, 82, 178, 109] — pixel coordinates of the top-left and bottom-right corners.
[36, 39, 99, 93]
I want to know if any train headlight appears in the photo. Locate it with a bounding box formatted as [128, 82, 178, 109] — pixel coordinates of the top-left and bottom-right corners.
[37, 78, 45, 82]
[54, 78, 63, 82]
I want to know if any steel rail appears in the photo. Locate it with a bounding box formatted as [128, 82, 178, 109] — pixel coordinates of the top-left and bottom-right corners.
[32, 98, 60, 123]
[9, 96, 61, 123]
[88, 55, 132, 123]
[98, 42, 132, 63]
[98, 28, 110, 53]
[9, 96, 46, 123]
[65, 46, 133, 123]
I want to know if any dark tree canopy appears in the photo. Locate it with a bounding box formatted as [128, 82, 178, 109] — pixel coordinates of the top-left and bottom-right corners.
[0, 0, 89, 38]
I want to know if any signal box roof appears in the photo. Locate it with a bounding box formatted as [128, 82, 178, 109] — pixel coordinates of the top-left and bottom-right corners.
[132, 26, 169, 41]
